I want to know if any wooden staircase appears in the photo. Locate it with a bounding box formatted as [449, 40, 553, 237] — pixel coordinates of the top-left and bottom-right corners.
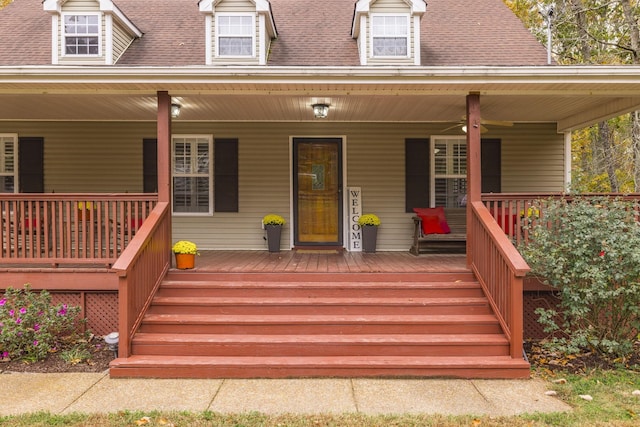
[109, 271, 530, 378]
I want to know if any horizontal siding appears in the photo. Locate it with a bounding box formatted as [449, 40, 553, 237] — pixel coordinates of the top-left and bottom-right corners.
[0, 121, 564, 251]
[62, 0, 100, 12]
[112, 22, 134, 63]
[216, 0, 256, 12]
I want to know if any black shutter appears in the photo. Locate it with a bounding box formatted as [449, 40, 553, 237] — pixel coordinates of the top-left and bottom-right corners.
[405, 138, 430, 212]
[214, 138, 239, 212]
[143, 138, 158, 193]
[18, 137, 44, 193]
[481, 139, 501, 193]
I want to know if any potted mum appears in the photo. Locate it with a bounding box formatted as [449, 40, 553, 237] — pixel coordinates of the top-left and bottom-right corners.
[358, 213, 381, 253]
[262, 214, 286, 252]
[172, 240, 199, 269]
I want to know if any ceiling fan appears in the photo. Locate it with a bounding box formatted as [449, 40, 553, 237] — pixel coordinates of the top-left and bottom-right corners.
[441, 117, 513, 133]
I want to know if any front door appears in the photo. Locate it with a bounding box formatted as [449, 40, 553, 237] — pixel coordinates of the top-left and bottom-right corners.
[293, 138, 343, 247]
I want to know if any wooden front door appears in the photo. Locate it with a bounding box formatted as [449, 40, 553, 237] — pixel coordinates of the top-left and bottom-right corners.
[293, 138, 343, 246]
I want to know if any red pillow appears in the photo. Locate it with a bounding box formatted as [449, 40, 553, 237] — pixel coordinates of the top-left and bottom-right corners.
[414, 207, 451, 234]
[420, 215, 445, 234]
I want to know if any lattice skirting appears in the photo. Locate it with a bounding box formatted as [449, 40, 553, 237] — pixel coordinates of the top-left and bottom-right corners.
[50, 292, 118, 337]
[523, 291, 560, 340]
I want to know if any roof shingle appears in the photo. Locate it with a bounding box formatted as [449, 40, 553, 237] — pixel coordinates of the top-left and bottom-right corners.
[0, 0, 548, 67]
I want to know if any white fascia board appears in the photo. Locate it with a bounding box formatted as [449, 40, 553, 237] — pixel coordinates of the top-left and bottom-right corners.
[98, 0, 143, 37]
[3, 65, 640, 86]
[352, 0, 370, 37]
[42, 0, 62, 13]
[199, 0, 214, 13]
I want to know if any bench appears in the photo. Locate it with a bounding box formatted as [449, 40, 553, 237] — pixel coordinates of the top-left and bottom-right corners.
[410, 207, 467, 255]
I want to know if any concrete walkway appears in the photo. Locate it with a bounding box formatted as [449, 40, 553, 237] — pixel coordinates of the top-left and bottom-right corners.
[0, 371, 571, 417]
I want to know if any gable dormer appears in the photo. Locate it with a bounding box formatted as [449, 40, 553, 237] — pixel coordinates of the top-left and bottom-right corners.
[199, 0, 277, 65]
[352, 0, 426, 66]
[43, 0, 142, 65]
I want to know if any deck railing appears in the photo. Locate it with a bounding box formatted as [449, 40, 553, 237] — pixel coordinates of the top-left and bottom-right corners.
[469, 201, 530, 359]
[111, 202, 171, 359]
[0, 194, 157, 266]
[482, 193, 640, 246]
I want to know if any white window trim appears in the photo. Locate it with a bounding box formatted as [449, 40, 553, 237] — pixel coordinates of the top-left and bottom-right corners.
[61, 12, 102, 58]
[0, 133, 18, 194]
[215, 13, 256, 58]
[171, 134, 213, 216]
[370, 13, 410, 59]
[430, 136, 467, 207]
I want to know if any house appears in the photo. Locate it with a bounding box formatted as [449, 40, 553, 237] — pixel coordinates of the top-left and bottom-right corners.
[1, 0, 640, 378]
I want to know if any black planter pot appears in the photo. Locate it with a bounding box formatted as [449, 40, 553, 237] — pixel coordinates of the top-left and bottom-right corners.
[266, 224, 282, 252]
[362, 225, 378, 253]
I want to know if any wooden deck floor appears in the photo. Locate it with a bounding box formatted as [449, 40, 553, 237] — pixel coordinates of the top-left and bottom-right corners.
[186, 250, 469, 273]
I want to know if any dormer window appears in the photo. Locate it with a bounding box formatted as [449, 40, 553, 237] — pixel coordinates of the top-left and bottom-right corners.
[199, 0, 277, 66]
[63, 14, 100, 56]
[371, 15, 409, 57]
[44, 0, 141, 65]
[217, 14, 254, 57]
[352, 0, 426, 66]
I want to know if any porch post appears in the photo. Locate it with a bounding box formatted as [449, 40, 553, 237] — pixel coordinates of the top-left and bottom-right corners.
[157, 91, 171, 204]
[466, 93, 481, 265]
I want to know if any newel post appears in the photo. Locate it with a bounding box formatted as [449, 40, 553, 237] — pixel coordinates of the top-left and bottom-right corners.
[466, 93, 481, 265]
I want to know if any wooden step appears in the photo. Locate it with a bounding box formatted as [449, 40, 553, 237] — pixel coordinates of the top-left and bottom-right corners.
[146, 296, 492, 315]
[131, 333, 510, 357]
[116, 270, 530, 379]
[157, 280, 485, 299]
[137, 313, 504, 335]
[109, 355, 531, 379]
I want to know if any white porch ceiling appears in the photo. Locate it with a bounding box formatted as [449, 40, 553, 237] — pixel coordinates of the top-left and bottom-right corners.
[2, 66, 640, 132]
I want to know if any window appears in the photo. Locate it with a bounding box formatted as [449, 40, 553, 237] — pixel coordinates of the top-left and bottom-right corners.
[172, 135, 212, 214]
[432, 137, 467, 208]
[216, 14, 254, 57]
[371, 15, 408, 57]
[0, 134, 17, 193]
[63, 14, 100, 55]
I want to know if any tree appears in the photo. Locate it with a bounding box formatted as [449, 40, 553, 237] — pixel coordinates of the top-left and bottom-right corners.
[504, 0, 640, 192]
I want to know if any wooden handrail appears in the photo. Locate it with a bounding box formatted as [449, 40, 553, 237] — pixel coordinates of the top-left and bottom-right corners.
[0, 194, 157, 266]
[469, 201, 529, 359]
[111, 202, 171, 359]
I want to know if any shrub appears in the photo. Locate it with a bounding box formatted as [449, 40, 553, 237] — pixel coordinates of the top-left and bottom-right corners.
[0, 285, 88, 362]
[520, 196, 640, 357]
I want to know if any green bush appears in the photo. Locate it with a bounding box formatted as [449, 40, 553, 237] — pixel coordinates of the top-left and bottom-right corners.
[520, 196, 640, 357]
[0, 284, 88, 362]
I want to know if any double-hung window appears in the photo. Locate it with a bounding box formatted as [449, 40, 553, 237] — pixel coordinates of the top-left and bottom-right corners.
[63, 14, 100, 55]
[216, 14, 254, 57]
[371, 14, 409, 57]
[172, 135, 213, 215]
[431, 136, 467, 208]
[0, 134, 17, 193]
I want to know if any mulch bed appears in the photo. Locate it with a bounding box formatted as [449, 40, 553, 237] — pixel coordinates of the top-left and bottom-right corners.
[1, 338, 638, 375]
[0, 339, 114, 374]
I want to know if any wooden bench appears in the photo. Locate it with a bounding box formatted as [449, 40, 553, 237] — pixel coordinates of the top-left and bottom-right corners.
[410, 207, 467, 255]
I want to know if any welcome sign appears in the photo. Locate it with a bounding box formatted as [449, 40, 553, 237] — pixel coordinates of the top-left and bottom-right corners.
[347, 187, 362, 251]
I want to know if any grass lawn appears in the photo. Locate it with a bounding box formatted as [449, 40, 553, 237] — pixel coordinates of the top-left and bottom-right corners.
[0, 369, 638, 427]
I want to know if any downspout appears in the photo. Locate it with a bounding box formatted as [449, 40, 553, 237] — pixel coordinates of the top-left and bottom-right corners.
[466, 93, 481, 267]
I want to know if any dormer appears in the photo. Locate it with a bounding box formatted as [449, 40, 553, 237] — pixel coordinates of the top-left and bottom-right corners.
[352, 0, 426, 66]
[43, 0, 142, 65]
[199, 0, 277, 65]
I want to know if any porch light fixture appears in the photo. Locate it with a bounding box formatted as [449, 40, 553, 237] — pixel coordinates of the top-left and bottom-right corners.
[312, 103, 329, 119]
[171, 103, 181, 118]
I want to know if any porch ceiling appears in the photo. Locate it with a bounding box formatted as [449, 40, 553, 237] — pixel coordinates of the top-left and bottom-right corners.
[2, 66, 640, 132]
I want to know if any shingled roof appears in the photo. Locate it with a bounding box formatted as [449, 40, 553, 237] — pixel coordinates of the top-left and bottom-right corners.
[0, 0, 549, 67]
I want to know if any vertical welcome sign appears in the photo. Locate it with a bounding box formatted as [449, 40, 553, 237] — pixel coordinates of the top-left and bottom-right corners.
[348, 187, 362, 251]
